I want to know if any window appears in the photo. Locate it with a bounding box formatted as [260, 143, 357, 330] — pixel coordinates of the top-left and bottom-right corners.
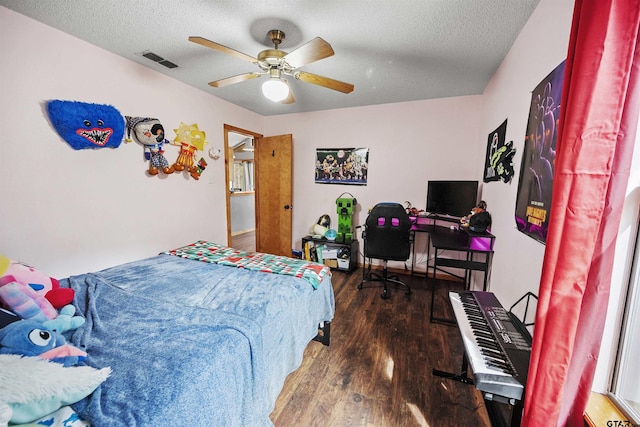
[611, 210, 640, 423]
[231, 160, 254, 192]
[228, 133, 255, 193]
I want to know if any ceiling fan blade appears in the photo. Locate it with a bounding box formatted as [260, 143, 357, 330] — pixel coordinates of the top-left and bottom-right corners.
[209, 73, 261, 88]
[294, 71, 354, 94]
[189, 36, 257, 64]
[281, 81, 296, 104]
[284, 37, 334, 68]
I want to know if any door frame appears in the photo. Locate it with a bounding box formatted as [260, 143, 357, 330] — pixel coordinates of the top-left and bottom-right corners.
[224, 124, 263, 247]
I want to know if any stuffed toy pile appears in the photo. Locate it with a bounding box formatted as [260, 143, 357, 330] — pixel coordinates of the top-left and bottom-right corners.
[0, 255, 110, 426]
[459, 200, 493, 234]
[0, 256, 74, 322]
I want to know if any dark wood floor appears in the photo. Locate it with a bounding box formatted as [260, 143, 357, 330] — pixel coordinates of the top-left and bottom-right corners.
[270, 269, 492, 427]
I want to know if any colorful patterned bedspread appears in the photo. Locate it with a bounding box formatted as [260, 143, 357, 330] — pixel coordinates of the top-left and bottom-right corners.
[162, 241, 330, 289]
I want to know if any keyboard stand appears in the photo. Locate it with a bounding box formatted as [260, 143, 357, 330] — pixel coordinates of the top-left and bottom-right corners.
[433, 352, 524, 427]
[436, 290, 530, 427]
[432, 351, 474, 385]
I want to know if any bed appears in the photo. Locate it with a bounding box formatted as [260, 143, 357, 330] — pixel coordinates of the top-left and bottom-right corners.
[56, 241, 335, 426]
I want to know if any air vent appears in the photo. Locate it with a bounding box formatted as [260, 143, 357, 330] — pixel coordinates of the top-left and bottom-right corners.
[139, 50, 179, 69]
[142, 51, 164, 62]
[159, 60, 178, 69]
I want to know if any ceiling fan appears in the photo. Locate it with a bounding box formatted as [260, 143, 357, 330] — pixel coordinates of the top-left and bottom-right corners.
[188, 30, 354, 103]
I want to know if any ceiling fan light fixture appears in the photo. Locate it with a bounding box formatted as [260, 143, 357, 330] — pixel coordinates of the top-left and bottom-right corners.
[262, 78, 289, 102]
[190, 29, 353, 105]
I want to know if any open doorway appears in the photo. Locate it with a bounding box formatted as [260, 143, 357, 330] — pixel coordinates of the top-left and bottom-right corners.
[224, 125, 294, 256]
[224, 125, 263, 252]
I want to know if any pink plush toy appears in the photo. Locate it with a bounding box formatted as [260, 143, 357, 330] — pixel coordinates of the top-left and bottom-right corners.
[0, 281, 57, 322]
[0, 255, 74, 310]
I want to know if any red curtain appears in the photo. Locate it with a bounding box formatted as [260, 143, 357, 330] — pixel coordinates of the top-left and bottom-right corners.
[522, 0, 640, 426]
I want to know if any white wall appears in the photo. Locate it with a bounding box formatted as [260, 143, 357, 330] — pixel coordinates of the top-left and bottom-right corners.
[0, 7, 264, 277]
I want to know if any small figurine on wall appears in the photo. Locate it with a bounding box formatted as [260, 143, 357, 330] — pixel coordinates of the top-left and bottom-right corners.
[125, 116, 174, 176]
[193, 157, 208, 178]
[170, 122, 208, 180]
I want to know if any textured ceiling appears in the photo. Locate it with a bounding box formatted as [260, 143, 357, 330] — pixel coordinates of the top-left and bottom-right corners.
[0, 0, 541, 116]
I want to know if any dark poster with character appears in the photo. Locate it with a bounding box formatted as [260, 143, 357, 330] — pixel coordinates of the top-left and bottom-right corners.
[315, 148, 369, 185]
[515, 60, 566, 244]
[484, 119, 516, 183]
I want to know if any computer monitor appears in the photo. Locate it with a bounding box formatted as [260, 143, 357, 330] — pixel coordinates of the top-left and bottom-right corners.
[426, 180, 479, 218]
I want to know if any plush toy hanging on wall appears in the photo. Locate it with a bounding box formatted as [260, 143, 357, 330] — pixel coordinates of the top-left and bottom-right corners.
[170, 122, 208, 180]
[46, 100, 124, 150]
[193, 157, 208, 179]
[125, 116, 174, 176]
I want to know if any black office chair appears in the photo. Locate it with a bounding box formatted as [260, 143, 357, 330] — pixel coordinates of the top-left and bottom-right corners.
[359, 202, 412, 299]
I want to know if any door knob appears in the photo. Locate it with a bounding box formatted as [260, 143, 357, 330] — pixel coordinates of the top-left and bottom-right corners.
[284, 205, 291, 210]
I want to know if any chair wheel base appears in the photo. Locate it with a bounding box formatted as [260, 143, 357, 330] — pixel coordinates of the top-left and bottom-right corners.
[381, 289, 389, 299]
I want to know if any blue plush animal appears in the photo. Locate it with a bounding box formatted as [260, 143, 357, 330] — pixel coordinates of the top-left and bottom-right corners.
[0, 316, 87, 367]
[43, 304, 85, 333]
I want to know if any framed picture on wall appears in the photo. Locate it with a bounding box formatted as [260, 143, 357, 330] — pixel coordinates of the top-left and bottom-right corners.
[483, 119, 516, 184]
[315, 148, 369, 185]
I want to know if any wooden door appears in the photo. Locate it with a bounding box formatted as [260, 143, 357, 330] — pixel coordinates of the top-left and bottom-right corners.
[255, 134, 293, 256]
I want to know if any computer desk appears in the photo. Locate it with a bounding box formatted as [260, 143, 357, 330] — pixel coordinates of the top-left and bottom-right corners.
[409, 215, 495, 323]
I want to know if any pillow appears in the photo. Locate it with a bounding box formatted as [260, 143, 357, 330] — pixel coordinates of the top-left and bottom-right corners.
[14, 405, 89, 427]
[0, 354, 111, 425]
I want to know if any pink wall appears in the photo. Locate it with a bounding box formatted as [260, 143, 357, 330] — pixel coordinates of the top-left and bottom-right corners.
[479, 0, 640, 392]
[479, 1, 574, 310]
[0, 2, 571, 288]
[265, 97, 483, 275]
[2, 0, 636, 395]
[0, 7, 264, 277]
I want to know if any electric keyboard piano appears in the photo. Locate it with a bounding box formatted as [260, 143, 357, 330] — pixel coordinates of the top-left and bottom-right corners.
[433, 290, 532, 427]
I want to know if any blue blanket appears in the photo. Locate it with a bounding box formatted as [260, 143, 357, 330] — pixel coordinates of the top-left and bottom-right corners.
[60, 254, 335, 426]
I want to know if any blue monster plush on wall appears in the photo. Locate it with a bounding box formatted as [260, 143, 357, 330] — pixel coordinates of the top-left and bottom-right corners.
[46, 100, 125, 150]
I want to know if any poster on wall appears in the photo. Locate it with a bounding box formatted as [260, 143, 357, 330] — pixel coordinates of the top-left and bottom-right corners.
[315, 148, 369, 185]
[483, 119, 516, 183]
[515, 60, 566, 244]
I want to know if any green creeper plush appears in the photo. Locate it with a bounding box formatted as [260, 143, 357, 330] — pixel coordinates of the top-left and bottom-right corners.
[336, 196, 357, 243]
